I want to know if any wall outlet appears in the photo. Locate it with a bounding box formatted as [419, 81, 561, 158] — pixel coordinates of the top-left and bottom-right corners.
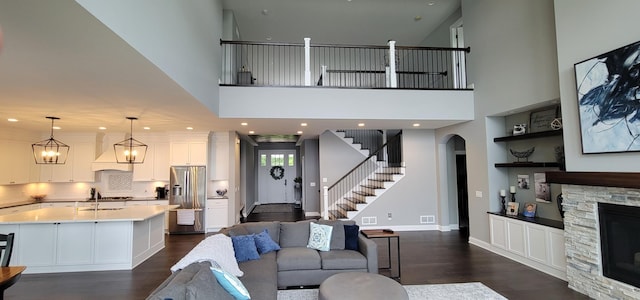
[387, 212, 392, 220]
[310, 182, 316, 187]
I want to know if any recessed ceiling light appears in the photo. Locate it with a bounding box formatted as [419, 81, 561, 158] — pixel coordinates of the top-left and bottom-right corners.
[301, 123, 307, 127]
[241, 122, 248, 126]
[262, 9, 269, 15]
[266, 37, 272, 41]
[297, 131, 303, 134]
[186, 127, 193, 130]
[413, 123, 421, 127]
[358, 123, 365, 127]
[98, 126, 107, 130]
[428, 2, 435, 6]
[143, 127, 151, 130]
[249, 131, 255, 134]
[7, 118, 18, 122]
[414, 16, 422, 21]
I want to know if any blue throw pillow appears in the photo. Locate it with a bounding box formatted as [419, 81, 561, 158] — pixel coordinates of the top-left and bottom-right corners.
[254, 229, 281, 254]
[231, 234, 260, 262]
[344, 224, 360, 251]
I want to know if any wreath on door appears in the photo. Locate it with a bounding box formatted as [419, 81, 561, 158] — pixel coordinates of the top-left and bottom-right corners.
[270, 166, 285, 180]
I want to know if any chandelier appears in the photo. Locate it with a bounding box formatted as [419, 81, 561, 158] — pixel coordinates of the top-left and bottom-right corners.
[32, 116, 70, 164]
[114, 117, 147, 164]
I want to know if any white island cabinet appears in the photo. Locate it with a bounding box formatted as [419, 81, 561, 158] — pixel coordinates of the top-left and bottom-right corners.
[0, 205, 175, 274]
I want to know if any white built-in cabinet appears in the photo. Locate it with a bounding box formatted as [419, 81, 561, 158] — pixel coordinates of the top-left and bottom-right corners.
[169, 133, 208, 166]
[205, 198, 228, 232]
[133, 139, 169, 181]
[0, 142, 32, 185]
[489, 214, 567, 279]
[209, 132, 230, 180]
[38, 136, 96, 183]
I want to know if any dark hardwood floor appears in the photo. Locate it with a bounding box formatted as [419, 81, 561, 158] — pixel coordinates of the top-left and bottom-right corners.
[6, 208, 588, 300]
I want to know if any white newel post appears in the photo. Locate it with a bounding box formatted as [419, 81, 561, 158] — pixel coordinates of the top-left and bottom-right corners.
[321, 65, 327, 86]
[304, 38, 311, 86]
[387, 40, 397, 88]
[323, 186, 329, 220]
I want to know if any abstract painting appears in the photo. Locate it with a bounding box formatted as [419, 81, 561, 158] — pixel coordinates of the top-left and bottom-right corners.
[574, 40, 640, 153]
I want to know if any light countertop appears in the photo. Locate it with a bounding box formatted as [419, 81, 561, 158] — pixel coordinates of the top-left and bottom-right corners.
[0, 205, 178, 224]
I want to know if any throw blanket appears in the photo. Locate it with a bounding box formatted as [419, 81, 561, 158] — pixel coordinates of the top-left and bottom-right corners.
[170, 234, 244, 277]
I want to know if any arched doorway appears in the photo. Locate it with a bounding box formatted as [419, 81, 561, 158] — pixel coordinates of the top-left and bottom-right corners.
[440, 134, 469, 239]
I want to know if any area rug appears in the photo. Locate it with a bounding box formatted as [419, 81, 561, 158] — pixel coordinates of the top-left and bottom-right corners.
[252, 204, 295, 213]
[277, 282, 507, 300]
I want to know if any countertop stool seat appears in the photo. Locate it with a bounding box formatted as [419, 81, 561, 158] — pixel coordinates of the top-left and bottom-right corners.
[318, 272, 408, 300]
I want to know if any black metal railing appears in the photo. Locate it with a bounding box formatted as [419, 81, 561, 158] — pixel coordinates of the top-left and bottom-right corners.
[221, 40, 469, 89]
[325, 131, 403, 219]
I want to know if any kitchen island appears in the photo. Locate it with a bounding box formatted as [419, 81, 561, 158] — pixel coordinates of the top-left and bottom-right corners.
[0, 205, 177, 274]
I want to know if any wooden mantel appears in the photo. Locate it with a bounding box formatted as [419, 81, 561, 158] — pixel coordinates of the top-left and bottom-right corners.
[546, 171, 640, 189]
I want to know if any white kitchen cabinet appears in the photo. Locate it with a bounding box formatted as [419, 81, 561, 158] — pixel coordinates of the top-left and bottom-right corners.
[488, 214, 567, 280]
[17, 223, 57, 266]
[39, 138, 96, 183]
[94, 222, 131, 264]
[0, 141, 31, 185]
[210, 132, 230, 180]
[133, 141, 169, 181]
[205, 198, 228, 232]
[56, 223, 94, 265]
[170, 141, 207, 166]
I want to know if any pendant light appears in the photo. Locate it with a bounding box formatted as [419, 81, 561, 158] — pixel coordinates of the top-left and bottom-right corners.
[114, 117, 147, 164]
[32, 116, 70, 164]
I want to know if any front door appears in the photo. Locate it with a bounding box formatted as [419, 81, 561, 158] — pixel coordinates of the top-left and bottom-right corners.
[258, 150, 296, 204]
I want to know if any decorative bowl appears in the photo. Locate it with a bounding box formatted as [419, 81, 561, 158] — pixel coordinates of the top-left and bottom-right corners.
[216, 189, 227, 196]
[31, 194, 47, 202]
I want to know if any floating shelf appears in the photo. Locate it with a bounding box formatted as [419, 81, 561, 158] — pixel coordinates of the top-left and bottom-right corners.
[494, 129, 563, 142]
[495, 162, 560, 168]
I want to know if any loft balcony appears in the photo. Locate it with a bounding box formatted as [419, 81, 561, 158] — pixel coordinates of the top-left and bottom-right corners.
[218, 39, 474, 126]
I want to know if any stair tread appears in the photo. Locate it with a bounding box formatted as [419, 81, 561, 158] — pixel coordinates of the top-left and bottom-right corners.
[337, 203, 357, 211]
[360, 184, 383, 189]
[345, 197, 367, 204]
[353, 191, 375, 196]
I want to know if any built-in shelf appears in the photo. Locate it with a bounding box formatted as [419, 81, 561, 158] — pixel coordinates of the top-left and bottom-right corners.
[494, 129, 563, 142]
[495, 162, 560, 168]
[487, 211, 564, 229]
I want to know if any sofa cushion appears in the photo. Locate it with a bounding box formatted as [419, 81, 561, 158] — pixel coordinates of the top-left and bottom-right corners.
[280, 220, 311, 247]
[238, 251, 278, 300]
[317, 220, 350, 250]
[307, 222, 333, 251]
[277, 247, 321, 271]
[230, 221, 281, 244]
[231, 234, 260, 262]
[343, 224, 360, 251]
[147, 261, 234, 300]
[254, 229, 281, 254]
[319, 250, 368, 270]
[211, 263, 251, 300]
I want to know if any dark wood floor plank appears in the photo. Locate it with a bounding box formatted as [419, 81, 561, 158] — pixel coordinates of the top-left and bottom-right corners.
[5, 211, 588, 299]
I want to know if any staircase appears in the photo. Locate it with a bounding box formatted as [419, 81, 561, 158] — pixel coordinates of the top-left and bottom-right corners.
[326, 130, 405, 220]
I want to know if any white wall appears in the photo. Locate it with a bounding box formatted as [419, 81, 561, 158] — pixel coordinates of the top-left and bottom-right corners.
[76, 0, 224, 115]
[554, 0, 640, 172]
[436, 0, 560, 243]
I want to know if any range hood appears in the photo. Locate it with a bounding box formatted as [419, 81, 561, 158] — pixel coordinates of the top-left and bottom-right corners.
[91, 133, 132, 172]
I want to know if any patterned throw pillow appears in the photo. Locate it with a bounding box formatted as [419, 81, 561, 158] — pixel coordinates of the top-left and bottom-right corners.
[210, 263, 251, 300]
[307, 222, 333, 251]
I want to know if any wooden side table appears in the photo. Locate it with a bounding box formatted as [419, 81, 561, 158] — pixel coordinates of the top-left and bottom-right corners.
[361, 229, 400, 279]
[0, 266, 26, 300]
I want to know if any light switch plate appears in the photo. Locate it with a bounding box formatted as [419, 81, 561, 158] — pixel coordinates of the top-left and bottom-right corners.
[475, 191, 483, 198]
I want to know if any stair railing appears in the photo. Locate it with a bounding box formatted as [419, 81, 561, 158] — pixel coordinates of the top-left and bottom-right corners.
[324, 131, 403, 220]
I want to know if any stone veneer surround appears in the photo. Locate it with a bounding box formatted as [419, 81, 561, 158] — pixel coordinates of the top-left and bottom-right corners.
[563, 184, 640, 299]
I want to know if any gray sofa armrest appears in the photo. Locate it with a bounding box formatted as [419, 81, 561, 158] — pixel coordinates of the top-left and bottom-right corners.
[357, 233, 378, 273]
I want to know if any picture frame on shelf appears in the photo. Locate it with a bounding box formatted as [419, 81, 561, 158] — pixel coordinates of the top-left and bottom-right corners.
[534, 172, 551, 203]
[506, 202, 519, 216]
[529, 106, 559, 133]
[523, 202, 537, 217]
[517, 174, 530, 189]
[512, 123, 527, 136]
[574, 39, 640, 153]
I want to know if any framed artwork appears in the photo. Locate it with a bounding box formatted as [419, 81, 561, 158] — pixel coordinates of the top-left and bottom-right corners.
[534, 172, 551, 203]
[574, 40, 640, 153]
[517, 174, 530, 189]
[529, 106, 558, 133]
[523, 202, 537, 218]
[506, 202, 519, 216]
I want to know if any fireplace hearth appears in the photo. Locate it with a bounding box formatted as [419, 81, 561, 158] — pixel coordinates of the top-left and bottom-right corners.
[598, 202, 640, 288]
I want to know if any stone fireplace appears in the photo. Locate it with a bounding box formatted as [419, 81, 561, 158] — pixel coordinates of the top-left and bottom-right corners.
[557, 178, 640, 299]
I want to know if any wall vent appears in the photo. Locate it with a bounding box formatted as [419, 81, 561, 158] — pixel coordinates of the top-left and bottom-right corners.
[362, 216, 377, 225]
[420, 215, 435, 224]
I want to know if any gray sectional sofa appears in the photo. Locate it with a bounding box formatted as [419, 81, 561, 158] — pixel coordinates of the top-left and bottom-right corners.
[147, 220, 378, 300]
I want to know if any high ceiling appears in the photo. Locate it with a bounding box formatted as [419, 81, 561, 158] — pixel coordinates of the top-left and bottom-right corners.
[0, 0, 460, 138]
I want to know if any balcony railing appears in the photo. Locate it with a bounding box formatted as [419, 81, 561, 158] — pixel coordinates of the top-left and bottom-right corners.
[220, 39, 470, 90]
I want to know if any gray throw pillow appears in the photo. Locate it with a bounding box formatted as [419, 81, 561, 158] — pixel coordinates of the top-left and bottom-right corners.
[318, 220, 347, 250]
[279, 221, 311, 247]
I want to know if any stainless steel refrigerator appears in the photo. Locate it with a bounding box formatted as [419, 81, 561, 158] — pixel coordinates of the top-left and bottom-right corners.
[169, 166, 206, 234]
